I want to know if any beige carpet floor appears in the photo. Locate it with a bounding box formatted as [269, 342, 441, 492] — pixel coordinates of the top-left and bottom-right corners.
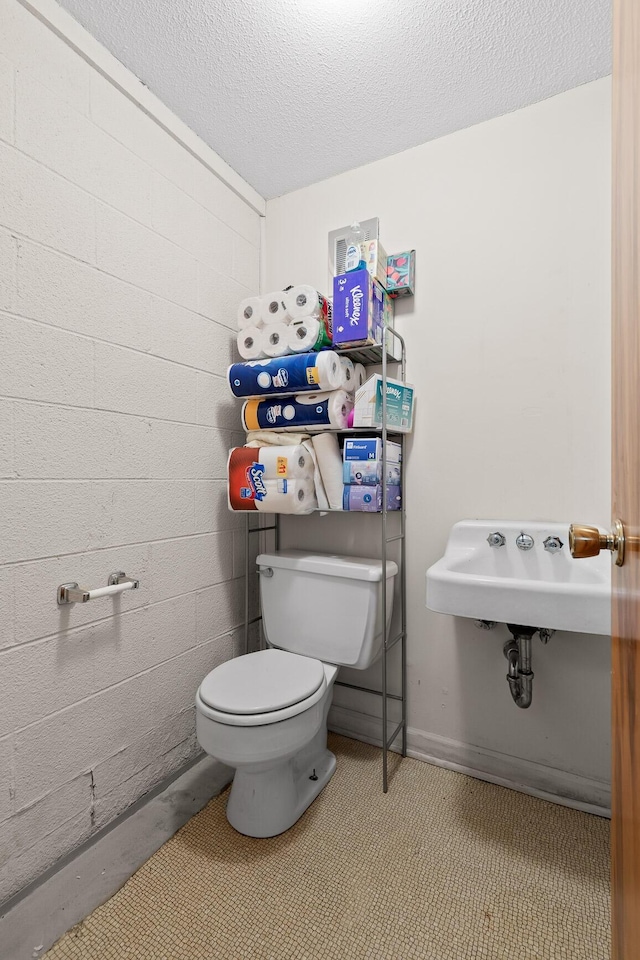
[45, 735, 610, 960]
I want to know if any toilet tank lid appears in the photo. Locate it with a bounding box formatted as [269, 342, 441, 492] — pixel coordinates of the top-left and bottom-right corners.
[257, 550, 398, 582]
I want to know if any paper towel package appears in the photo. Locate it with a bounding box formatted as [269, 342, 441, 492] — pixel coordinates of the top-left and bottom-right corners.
[342, 460, 402, 486]
[353, 375, 414, 433]
[332, 269, 392, 347]
[343, 484, 402, 512]
[342, 438, 402, 463]
[228, 352, 343, 398]
[242, 390, 353, 432]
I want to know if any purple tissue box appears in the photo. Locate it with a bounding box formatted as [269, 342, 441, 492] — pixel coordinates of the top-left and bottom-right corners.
[333, 269, 389, 347]
[343, 484, 402, 512]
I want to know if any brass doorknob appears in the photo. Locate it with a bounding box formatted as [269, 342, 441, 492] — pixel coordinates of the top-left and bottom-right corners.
[569, 519, 625, 566]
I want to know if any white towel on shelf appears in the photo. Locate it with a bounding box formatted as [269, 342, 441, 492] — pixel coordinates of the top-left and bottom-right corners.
[245, 430, 311, 448]
[302, 440, 329, 511]
[312, 433, 343, 510]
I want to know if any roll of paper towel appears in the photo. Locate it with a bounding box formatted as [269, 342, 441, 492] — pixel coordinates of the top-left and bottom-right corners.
[339, 356, 355, 392]
[257, 445, 313, 480]
[227, 351, 343, 398]
[312, 433, 343, 510]
[260, 292, 289, 324]
[353, 363, 367, 390]
[262, 322, 291, 358]
[237, 297, 263, 330]
[255, 478, 316, 514]
[284, 285, 328, 322]
[242, 390, 353, 432]
[237, 326, 265, 360]
[288, 317, 332, 353]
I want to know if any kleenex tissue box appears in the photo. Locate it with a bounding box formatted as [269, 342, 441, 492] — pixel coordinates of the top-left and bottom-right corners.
[333, 269, 391, 347]
[343, 485, 402, 512]
[353, 375, 414, 433]
[362, 239, 388, 286]
[342, 438, 402, 463]
[386, 250, 415, 299]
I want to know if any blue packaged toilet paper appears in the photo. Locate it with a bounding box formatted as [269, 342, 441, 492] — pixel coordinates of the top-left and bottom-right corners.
[242, 391, 352, 432]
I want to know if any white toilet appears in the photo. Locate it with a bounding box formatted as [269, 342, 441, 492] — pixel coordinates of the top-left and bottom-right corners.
[195, 549, 397, 838]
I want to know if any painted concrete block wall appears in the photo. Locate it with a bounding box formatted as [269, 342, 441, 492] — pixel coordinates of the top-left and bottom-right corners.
[0, 0, 258, 902]
[266, 79, 612, 805]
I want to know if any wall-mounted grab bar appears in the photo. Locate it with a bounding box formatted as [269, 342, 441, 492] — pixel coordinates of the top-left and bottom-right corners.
[57, 571, 140, 606]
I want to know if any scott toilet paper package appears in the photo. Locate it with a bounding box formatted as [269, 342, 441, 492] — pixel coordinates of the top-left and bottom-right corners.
[227, 446, 316, 513]
[228, 352, 343, 399]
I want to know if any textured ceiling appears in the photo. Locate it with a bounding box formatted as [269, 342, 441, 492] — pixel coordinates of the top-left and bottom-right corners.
[56, 0, 611, 199]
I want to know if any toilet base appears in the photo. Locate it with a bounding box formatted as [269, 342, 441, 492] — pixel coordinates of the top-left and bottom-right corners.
[226, 747, 336, 838]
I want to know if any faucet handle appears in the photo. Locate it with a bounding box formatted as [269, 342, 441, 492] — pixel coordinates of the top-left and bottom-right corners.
[487, 532, 506, 548]
[543, 536, 564, 554]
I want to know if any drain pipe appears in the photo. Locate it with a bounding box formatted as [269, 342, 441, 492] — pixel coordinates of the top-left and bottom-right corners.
[503, 624, 537, 709]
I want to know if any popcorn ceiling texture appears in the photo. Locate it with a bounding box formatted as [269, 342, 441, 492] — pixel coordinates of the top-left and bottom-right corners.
[44, 735, 610, 960]
[55, 0, 612, 198]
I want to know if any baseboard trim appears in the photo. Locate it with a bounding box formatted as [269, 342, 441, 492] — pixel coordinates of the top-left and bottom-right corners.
[0, 754, 232, 960]
[329, 704, 611, 819]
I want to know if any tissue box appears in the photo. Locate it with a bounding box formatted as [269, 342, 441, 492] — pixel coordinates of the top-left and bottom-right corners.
[343, 460, 402, 485]
[342, 438, 402, 463]
[353, 375, 414, 433]
[343, 485, 402, 512]
[361, 239, 388, 286]
[386, 250, 415, 298]
[333, 270, 391, 347]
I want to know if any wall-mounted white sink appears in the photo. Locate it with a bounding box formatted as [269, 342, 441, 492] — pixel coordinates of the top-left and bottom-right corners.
[426, 520, 611, 635]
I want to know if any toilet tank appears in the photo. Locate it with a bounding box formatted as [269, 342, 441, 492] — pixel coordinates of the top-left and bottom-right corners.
[256, 550, 397, 670]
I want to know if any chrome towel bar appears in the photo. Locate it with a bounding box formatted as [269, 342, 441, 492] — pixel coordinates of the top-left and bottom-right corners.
[57, 571, 140, 605]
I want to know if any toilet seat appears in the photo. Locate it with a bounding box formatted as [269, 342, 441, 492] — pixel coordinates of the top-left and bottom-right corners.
[197, 649, 327, 727]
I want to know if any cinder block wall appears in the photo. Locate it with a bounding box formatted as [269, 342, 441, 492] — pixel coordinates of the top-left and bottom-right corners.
[0, 0, 260, 902]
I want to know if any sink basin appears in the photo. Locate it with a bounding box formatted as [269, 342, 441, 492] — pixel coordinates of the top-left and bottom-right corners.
[426, 520, 611, 635]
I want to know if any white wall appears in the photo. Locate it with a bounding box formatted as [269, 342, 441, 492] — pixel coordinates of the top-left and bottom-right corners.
[266, 79, 612, 809]
[0, 0, 259, 902]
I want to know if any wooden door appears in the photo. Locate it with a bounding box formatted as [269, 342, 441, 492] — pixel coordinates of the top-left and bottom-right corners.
[612, 1, 640, 955]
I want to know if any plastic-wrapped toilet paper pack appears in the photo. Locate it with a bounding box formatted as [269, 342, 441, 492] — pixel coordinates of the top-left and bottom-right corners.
[260, 292, 290, 324]
[339, 356, 355, 392]
[237, 297, 263, 330]
[255, 479, 316, 514]
[227, 447, 316, 512]
[343, 485, 402, 512]
[288, 317, 332, 353]
[242, 390, 353, 432]
[237, 326, 266, 360]
[262, 322, 291, 358]
[284, 285, 329, 323]
[311, 433, 343, 510]
[228, 352, 343, 399]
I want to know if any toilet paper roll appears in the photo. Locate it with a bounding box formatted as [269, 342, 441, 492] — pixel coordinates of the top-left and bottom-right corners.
[260, 292, 290, 324]
[237, 326, 266, 360]
[255, 478, 317, 515]
[284, 285, 328, 322]
[339, 356, 355, 392]
[288, 317, 332, 353]
[257, 445, 313, 480]
[227, 351, 343, 398]
[262, 322, 291, 358]
[312, 433, 343, 510]
[237, 297, 263, 330]
[353, 363, 367, 390]
[242, 389, 353, 432]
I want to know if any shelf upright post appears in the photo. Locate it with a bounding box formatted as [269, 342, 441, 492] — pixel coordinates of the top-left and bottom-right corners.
[381, 323, 389, 792]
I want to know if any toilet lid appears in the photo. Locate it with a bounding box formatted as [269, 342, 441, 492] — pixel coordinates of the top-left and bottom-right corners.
[199, 649, 325, 715]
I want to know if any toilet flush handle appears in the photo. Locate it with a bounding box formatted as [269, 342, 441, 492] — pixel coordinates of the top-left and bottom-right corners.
[258, 567, 274, 578]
